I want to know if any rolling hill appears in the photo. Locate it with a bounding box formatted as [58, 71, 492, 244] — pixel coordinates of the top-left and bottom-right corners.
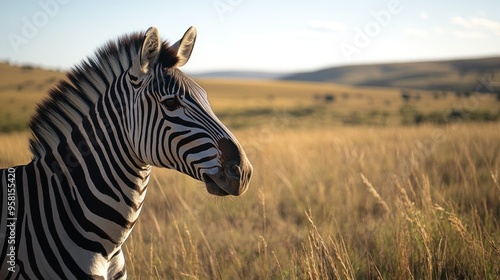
[191, 70, 286, 80]
[281, 56, 500, 92]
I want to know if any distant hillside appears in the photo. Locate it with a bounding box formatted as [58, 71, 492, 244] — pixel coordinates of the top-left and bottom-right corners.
[282, 57, 500, 92]
[191, 70, 287, 80]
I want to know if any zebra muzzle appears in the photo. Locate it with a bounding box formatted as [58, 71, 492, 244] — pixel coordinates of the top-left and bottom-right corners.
[224, 160, 241, 181]
[202, 156, 252, 197]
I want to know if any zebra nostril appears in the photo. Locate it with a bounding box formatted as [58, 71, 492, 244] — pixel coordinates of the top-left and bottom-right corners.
[225, 160, 241, 180]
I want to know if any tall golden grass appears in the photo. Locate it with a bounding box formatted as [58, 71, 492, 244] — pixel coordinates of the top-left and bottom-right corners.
[2, 123, 498, 279]
[113, 123, 500, 279]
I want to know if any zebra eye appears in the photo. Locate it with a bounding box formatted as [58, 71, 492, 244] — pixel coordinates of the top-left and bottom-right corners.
[161, 97, 180, 110]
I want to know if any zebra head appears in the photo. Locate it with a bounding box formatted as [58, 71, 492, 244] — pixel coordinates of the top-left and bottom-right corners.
[126, 27, 252, 196]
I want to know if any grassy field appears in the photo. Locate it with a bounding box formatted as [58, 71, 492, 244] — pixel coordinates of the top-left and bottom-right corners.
[1, 63, 500, 279]
[0, 63, 65, 131]
[1, 125, 499, 279]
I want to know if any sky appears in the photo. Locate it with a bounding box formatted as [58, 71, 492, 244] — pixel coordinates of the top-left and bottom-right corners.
[1, 0, 500, 74]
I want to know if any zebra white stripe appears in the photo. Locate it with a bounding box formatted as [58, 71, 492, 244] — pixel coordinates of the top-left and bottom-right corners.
[0, 26, 252, 279]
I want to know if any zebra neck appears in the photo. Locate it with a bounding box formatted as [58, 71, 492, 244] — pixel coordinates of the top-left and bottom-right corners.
[33, 108, 152, 247]
[35, 150, 151, 250]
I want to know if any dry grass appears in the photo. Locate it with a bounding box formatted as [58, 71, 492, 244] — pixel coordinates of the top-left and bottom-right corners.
[0, 63, 65, 131]
[109, 123, 500, 279]
[198, 78, 499, 114]
[198, 78, 499, 128]
[0, 131, 32, 167]
[3, 124, 499, 279]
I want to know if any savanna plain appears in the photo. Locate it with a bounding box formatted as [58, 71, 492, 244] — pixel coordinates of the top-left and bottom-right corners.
[1, 63, 499, 279]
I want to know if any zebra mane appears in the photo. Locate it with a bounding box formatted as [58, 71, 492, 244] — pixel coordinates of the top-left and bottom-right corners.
[29, 31, 179, 158]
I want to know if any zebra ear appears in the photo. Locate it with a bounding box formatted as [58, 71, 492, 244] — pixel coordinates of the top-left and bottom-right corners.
[172, 26, 197, 67]
[130, 27, 161, 77]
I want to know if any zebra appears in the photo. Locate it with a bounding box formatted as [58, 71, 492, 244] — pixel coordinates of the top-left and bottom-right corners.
[0, 26, 252, 279]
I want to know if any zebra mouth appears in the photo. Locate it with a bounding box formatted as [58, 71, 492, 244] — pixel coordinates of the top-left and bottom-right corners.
[203, 173, 230, 196]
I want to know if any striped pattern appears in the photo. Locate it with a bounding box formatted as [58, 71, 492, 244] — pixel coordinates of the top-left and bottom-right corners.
[0, 27, 252, 279]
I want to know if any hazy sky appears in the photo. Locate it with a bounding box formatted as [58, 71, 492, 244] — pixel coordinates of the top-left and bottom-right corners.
[1, 0, 499, 73]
